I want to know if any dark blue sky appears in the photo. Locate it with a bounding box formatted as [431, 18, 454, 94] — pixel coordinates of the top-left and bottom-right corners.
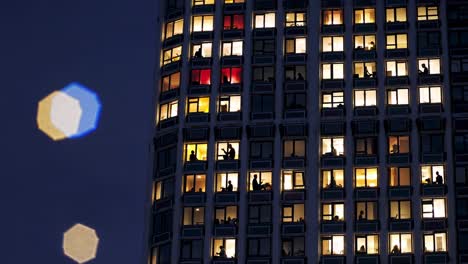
[2, 1, 157, 263]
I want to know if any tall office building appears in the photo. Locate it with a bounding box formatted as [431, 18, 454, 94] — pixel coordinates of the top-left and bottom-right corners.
[150, 0, 468, 263]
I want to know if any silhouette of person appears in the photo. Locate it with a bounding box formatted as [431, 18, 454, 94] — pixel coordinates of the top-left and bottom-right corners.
[217, 246, 227, 258]
[297, 72, 304, 80]
[223, 75, 230, 84]
[359, 245, 366, 253]
[391, 245, 401, 254]
[368, 41, 375, 50]
[227, 180, 233, 192]
[329, 176, 337, 188]
[189, 150, 197, 161]
[194, 47, 202, 58]
[228, 144, 236, 159]
[419, 63, 429, 75]
[252, 174, 260, 191]
[436, 171, 443, 184]
[359, 210, 365, 220]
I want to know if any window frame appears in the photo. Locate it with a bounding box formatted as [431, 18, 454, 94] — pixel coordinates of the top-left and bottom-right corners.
[322, 91, 344, 108]
[322, 202, 345, 221]
[387, 88, 409, 105]
[282, 170, 305, 190]
[215, 172, 239, 192]
[356, 201, 378, 220]
[356, 234, 379, 254]
[390, 200, 412, 220]
[321, 235, 345, 255]
[183, 173, 206, 193]
[389, 167, 411, 187]
[286, 12, 306, 27]
[321, 169, 344, 189]
[161, 72, 181, 92]
[183, 206, 205, 226]
[192, 15, 214, 32]
[423, 232, 447, 253]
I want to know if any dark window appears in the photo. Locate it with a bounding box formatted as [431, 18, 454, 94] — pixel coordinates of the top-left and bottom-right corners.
[250, 141, 273, 159]
[181, 240, 203, 260]
[455, 134, 468, 154]
[458, 232, 468, 252]
[253, 39, 275, 55]
[152, 244, 171, 264]
[418, 31, 440, 50]
[355, 137, 377, 155]
[248, 204, 272, 223]
[285, 93, 306, 110]
[421, 134, 444, 153]
[248, 238, 271, 257]
[457, 199, 468, 218]
[183, 207, 204, 225]
[453, 86, 468, 105]
[154, 210, 172, 235]
[282, 237, 305, 256]
[356, 201, 378, 220]
[251, 94, 274, 113]
[253, 66, 274, 81]
[224, 14, 244, 30]
[451, 58, 468, 73]
[449, 30, 468, 48]
[456, 166, 468, 185]
[157, 147, 176, 170]
[285, 65, 306, 81]
[215, 206, 238, 224]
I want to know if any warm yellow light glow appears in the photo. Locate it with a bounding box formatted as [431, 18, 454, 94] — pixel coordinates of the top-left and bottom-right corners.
[63, 224, 99, 263]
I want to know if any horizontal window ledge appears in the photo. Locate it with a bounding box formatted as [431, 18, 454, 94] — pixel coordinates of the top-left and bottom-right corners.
[354, 155, 379, 166]
[353, 50, 376, 60]
[321, 108, 346, 118]
[284, 26, 307, 36]
[221, 56, 243, 66]
[186, 113, 210, 123]
[214, 192, 239, 203]
[320, 256, 345, 264]
[321, 221, 346, 233]
[321, 156, 346, 167]
[216, 160, 240, 170]
[385, 48, 409, 58]
[222, 30, 244, 39]
[250, 159, 274, 169]
[162, 34, 183, 48]
[218, 112, 242, 122]
[354, 188, 379, 200]
[321, 25, 345, 34]
[353, 77, 377, 88]
[388, 254, 414, 264]
[386, 105, 411, 116]
[159, 89, 179, 101]
[160, 61, 181, 75]
[158, 117, 178, 129]
[321, 0, 343, 7]
[252, 28, 277, 39]
[417, 20, 441, 30]
[184, 161, 208, 172]
[248, 191, 273, 203]
[284, 109, 306, 119]
[418, 74, 443, 85]
[214, 224, 237, 236]
[181, 226, 204, 238]
[281, 257, 306, 264]
[388, 186, 412, 199]
[191, 58, 212, 68]
[321, 188, 345, 200]
[355, 220, 380, 232]
[188, 85, 211, 95]
[321, 79, 345, 89]
[212, 258, 237, 264]
[284, 81, 306, 91]
[182, 193, 206, 204]
[153, 198, 173, 212]
[387, 154, 411, 164]
[191, 31, 214, 40]
[424, 253, 448, 264]
[385, 76, 409, 86]
[388, 219, 413, 231]
[247, 223, 272, 235]
[385, 22, 409, 31]
[355, 255, 379, 264]
[354, 24, 377, 33]
[191, 4, 214, 14]
[421, 184, 447, 196]
[420, 152, 446, 163]
[422, 218, 447, 231]
[223, 3, 245, 13]
[354, 106, 378, 116]
[282, 189, 306, 201]
[282, 222, 305, 235]
[322, 52, 345, 61]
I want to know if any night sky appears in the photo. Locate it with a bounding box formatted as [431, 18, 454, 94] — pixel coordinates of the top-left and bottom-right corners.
[2, 1, 157, 263]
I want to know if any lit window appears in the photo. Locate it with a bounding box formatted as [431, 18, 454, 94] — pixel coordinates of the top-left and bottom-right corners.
[389, 233, 412, 254]
[321, 137, 344, 156]
[224, 14, 244, 30]
[355, 137, 377, 155]
[390, 200, 411, 219]
[163, 19, 183, 40]
[183, 207, 204, 225]
[216, 142, 240, 160]
[155, 178, 173, 200]
[159, 100, 178, 121]
[322, 169, 344, 188]
[322, 202, 344, 221]
[424, 233, 447, 252]
[253, 66, 274, 81]
[213, 238, 236, 258]
[282, 170, 305, 190]
[285, 93, 306, 110]
[219, 95, 241, 112]
[422, 198, 446, 218]
[388, 135, 410, 154]
[322, 91, 344, 108]
[354, 62, 377, 78]
[193, 0, 214, 5]
[386, 34, 408, 49]
[386, 61, 408, 76]
[162, 45, 182, 65]
[191, 42, 212, 58]
[389, 167, 411, 187]
[418, 6, 438, 21]
[282, 237, 304, 257]
[354, 34, 376, 50]
[215, 205, 237, 224]
[283, 139, 306, 158]
[421, 165, 445, 184]
[354, 89, 377, 106]
[285, 65, 306, 81]
[355, 168, 378, 187]
[355, 9, 375, 24]
[249, 204, 271, 223]
[282, 204, 305, 222]
[222, 41, 243, 56]
[387, 88, 409, 105]
[254, 39, 275, 55]
[249, 171, 272, 191]
[225, 0, 244, 3]
[187, 97, 209, 113]
[184, 143, 208, 161]
[418, 58, 440, 74]
[419, 86, 442, 103]
[254, 13, 276, 28]
[215, 172, 239, 192]
[356, 235, 379, 254]
[323, 9, 343, 25]
[221, 67, 242, 84]
[161, 72, 180, 92]
[322, 36, 344, 52]
[184, 174, 206, 192]
[192, 15, 214, 32]
[286, 38, 307, 54]
[286, 12, 306, 27]
[386, 7, 407, 22]
[322, 63, 344, 79]
[191, 69, 211, 85]
[356, 201, 377, 220]
[321, 235, 345, 255]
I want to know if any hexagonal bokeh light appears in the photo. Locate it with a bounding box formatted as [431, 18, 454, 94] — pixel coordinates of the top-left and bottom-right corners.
[37, 82, 101, 140]
[63, 223, 99, 263]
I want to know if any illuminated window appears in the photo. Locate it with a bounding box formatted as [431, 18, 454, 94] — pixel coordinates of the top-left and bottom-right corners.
[322, 203, 344, 221]
[322, 169, 344, 188]
[388, 136, 410, 154]
[354, 62, 377, 78]
[286, 12, 306, 27]
[216, 142, 240, 160]
[386, 7, 407, 22]
[390, 200, 411, 219]
[184, 174, 206, 193]
[213, 238, 236, 258]
[355, 137, 377, 156]
[386, 34, 408, 49]
[285, 93, 306, 110]
[321, 235, 345, 255]
[162, 45, 182, 65]
[249, 204, 271, 223]
[163, 19, 183, 40]
[282, 204, 305, 222]
[193, 0, 214, 5]
[254, 13, 276, 28]
[282, 170, 305, 190]
[418, 6, 438, 21]
[386, 61, 408, 76]
[222, 41, 243, 56]
[355, 168, 378, 187]
[354, 90, 376, 106]
[282, 237, 305, 257]
[323, 9, 343, 25]
[249, 171, 272, 191]
[247, 238, 271, 257]
[356, 235, 379, 254]
[161, 72, 180, 92]
[250, 141, 273, 159]
[424, 233, 447, 252]
[322, 36, 344, 52]
[225, 0, 244, 3]
[355, 9, 375, 24]
[285, 65, 306, 81]
[183, 207, 204, 225]
[219, 95, 241, 113]
[187, 97, 209, 113]
[221, 67, 242, 84]
[215, 205, 237, 224]
[184, 143, 208, 161]
[389, 233, 412, 254]
[322, 91, 344, 108]
[389, 167, 411, 187]
[322, 63, 344, 79]
[419, 86, 442, 103]
[191, 42, 212, 58]
[418, 58, 440, 74]
[254, 39, 275, 55]
[356, 201, 377, 220]
[215, 172, 239, 192]
[321, 137, 344, 156]
[387, 88, 409, 105]
[191, 69, 211, 85]
[155, 178, 173, 200]
[159, 100, 178, 121]
[354, 34, 376, 50]
[286, 38, 307, 54]
[253, 66, 275, 81]
[283, 139, 306, 158]
[181, 239, 203, 260]
[423, 198, 446, 218]
[224, 14, 244, 30]
[192, 15, 214, 32]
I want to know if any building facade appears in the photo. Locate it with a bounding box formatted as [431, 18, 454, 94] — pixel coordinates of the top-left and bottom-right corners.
[150, 0, 468, 263]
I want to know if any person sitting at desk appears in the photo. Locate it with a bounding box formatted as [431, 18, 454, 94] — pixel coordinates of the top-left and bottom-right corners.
[194, 47, 202, 58]
[216, 246, 227, 258]
[189, 150, 198, 161]
[419, 63, 429, 75]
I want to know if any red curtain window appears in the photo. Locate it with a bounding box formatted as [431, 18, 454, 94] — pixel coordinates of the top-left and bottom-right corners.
[224, 15, 244, 30]
[191, 69, 211, 85]
[221, 67, 242, 84]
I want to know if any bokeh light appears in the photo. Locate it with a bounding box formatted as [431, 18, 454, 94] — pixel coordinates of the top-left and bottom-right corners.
[63, 223, 99, 264]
